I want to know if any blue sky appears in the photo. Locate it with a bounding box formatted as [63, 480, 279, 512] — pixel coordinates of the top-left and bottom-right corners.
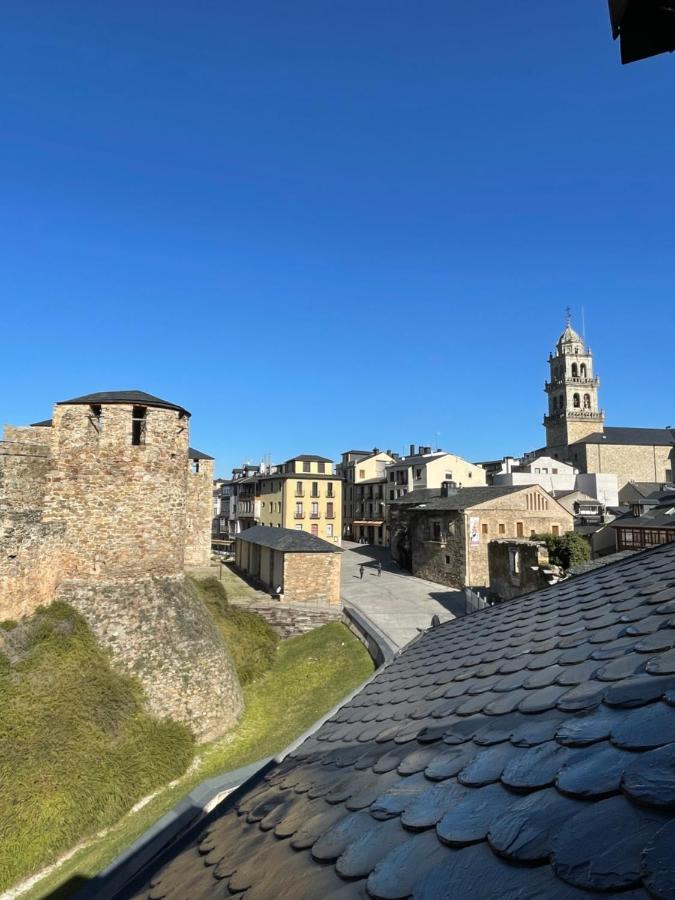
[1, 2, 673, 475]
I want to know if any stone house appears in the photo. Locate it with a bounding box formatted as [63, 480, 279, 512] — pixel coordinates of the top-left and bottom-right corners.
[389, 483, 573, 589]
[234, 525, 342, 605]
[488, 539, 562, 601]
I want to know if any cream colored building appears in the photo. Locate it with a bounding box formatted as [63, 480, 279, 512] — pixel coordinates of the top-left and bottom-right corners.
[256, 455, 341, 545]
[386, 446, 487, 501]
[338, 449, 396, 544]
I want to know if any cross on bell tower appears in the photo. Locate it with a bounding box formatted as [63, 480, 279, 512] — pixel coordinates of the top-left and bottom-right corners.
[544, 316, 604, 460]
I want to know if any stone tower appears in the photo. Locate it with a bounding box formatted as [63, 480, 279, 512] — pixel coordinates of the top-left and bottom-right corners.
[544, 320, 604, 460]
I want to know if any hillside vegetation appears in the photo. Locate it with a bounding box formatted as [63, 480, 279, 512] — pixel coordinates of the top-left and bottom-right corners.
[0, 602, 194, 891]
[189, 575, 279, 684]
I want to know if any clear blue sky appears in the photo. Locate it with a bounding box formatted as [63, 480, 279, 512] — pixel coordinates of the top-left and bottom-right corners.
[1, 2, 673, 475]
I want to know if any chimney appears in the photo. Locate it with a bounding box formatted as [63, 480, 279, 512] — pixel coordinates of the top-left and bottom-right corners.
[409, 444, 415, 457]
[421, 446, 431, 455]
[440, 480, 458, 498]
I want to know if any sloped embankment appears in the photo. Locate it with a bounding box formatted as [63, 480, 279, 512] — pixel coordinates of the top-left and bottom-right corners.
[58, 575, 244, 741]
[0, 603, 195, 892]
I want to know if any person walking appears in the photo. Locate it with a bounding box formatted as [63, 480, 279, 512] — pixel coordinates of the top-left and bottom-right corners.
[359, 564, 365, 580]
[377, 561, 383, 577]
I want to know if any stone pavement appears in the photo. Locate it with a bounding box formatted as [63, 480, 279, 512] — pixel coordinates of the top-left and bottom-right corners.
[340, 541, 465, 651]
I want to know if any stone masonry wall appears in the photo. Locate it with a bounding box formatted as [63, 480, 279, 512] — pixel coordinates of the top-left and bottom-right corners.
[580, 443, 674, 492]
[229, 599, 340, 637]
[0, 437, 51, 512]
[42, 403, 188, 581]
[58, 575, 244, 741]
[283, 552, 342, 605]
[185, 458, 214, 567]
[0, 511, 66, 619]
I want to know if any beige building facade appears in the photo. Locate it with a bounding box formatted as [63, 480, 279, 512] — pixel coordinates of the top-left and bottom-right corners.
[255, 455, 342, 545]
[338, 449, 395, 545]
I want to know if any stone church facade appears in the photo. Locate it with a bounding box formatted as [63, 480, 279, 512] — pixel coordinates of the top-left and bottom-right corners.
[0, 391, 242, 741]
[540, 322, 674, 493]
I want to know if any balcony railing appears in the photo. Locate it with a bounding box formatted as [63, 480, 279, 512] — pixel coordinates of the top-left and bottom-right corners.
[294, 512, 304, 519]
[544, 409, 604, 426]
[295, 490, 305, 497]
[326, 512, 335, 519]
[545, 376, 600, 390]
[310, 513, 320, 519]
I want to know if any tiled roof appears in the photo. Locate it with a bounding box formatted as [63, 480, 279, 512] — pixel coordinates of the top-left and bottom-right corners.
[286, 454, 334, 463]
[235, 525, 342, 553]
[57, 391, 190, 417]
[572, 427, 675, 447]
[389, 485, 526, 510]
[124, 542, 675, 899]
[611, 493, 675, 530]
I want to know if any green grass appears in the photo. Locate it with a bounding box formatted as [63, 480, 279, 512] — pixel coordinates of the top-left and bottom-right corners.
[19, 621, 374, 900]
[190, 575, 278, 684]
[0, 603, 195, 893]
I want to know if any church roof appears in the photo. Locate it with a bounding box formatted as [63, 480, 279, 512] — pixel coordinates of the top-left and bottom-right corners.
[571, 427, 675, 447]
[118, 542, 675, 899]
[557, 323, 583, 346]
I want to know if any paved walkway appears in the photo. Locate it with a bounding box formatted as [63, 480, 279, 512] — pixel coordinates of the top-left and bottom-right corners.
[340, 542, 465, 651]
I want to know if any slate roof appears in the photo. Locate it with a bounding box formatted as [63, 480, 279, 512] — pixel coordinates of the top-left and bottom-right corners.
[610, 494, 675, 531]
[235, 525, 342, 553]
[389, 485, 527, 511]
[124, 542, 675, 900]
[29, 419, 52, 427]
[571, 427, 675, 447]
[389, 453, 447, 467]
[287, 454, 334, 464]
[57, 390, 190, 417]
[188, 447, 214, 461]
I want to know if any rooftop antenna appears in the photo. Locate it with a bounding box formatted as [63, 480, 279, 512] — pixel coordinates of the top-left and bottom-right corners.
[581, 306, 586, 345]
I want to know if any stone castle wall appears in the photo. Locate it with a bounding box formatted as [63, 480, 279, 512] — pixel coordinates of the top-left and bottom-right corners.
[42, 403, 188, 581]
[58, 576, 243, 741]
[185, 458, 214, 567]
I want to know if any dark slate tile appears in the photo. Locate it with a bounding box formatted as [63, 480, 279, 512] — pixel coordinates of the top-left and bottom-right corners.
[501, 741, 577, 791]
[555, 659, 602, 686]
[311, 811, 378, 861]
[551, 795, 669, 892]
[424, 744, 477, 781]
[595, 653, 646, 682]
[641, 820, 675, 900]
[290, 803, 351, 849]
[518, 684, 570, 713]
[557, 681, 607, 712]
[366, 830, 450, 900]
[622, 742, 675, 809]
[335, 817, 410, 879]
[555, 706, 625, 746]
[555, 742, 632, 798]
[473, 711, 527, 745]
[397, 746, 442, 775]
[610, 701, 675, 750]
[510, 711, 568, 747]
[604, 673, 675, 708]
[442, 715, 489, 744]
[436, 782, 517, 846]
[401, 780, 469, 831]
[483, 688, 531, 715]
[370, 772, 431, 820]
[646, 647, 675, 674]
[522, 665, 565, 689]
[487, 787, 582, 862]
[457, 743, 518, 787]
[412, 841, 585, 900]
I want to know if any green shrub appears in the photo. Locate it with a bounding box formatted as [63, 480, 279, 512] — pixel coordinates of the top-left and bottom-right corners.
[0, 603, 194, 891]
[0, 619, 18, 631]
[190, 576, 279, 684]
[533, 530, 591, 570]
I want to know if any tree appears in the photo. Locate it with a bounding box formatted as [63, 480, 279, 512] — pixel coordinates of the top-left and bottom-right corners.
[532, 531, 591, 571]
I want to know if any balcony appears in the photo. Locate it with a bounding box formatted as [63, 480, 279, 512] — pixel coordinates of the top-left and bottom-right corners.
[544, 409, 604, 426]
[294, 512, 304, 519]
[326, 512, 335, 519]
[310, 513, 320, 519]
[294, 490, 305, 498]
[545, 376, 600, 391]
[310, 492, 320, 499]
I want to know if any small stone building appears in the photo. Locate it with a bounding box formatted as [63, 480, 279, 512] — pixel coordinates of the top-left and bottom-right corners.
[488, 539, 561, 601]
[389, 483, 574, 589]
[235, 525, 342, 605]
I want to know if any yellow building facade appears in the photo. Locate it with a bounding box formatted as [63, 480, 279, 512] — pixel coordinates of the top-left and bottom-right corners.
[257, 455, 342, 545]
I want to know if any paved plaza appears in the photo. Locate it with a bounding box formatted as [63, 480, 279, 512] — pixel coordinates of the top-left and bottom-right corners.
[340, 541, 465, 651]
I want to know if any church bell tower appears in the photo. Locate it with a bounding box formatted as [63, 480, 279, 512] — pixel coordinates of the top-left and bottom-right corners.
[544, 315, 604, 460]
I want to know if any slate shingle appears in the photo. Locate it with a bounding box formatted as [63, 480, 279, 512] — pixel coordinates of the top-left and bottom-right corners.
[121, 542, 675, 900]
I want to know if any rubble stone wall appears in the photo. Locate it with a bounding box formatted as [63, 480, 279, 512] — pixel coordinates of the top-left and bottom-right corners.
[185, 458, 214, 567]
[283, 552, 342, 605]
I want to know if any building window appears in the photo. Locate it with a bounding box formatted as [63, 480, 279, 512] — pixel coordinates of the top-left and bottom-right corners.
[580, 363, 587, 377]
[389, 490, 394, 500]
[295, 525, 302, 530]
[359, 469, 365, 479]
[481, 523, 488, 535]
[510, 547, 521, 575]
[432, 521, 442, 542]
[311, 482, 319, 497]
[296, 482, 303, 497]
[498, 523, 505, 535]
[516, 522, 524, 537]
[327, 483, 334, 497]
[190, 459, 200, 474]
[326, 502, 334, 518]
[326, 524, 333, 537]
[415, 468, 422, 479]
[303, 461, 310, 472]
[311, 523, 318, 536]
[318, 462, 325, 474]
[445, 555, 451, 565]
[573, 393, 581, 408]
[571, 362, 578, 377]
[131, 406, 146, 445]
[552, 524, 560, 536]
[583, 393, 591, 409]
[295, 502, 303, 518]
[311, 501, 319, 518]
[89, 403, 103, 433]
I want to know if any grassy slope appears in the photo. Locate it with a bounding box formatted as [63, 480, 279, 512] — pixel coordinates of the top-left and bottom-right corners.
[0, 603, 195, 893]
[21, 621, 374, 899]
